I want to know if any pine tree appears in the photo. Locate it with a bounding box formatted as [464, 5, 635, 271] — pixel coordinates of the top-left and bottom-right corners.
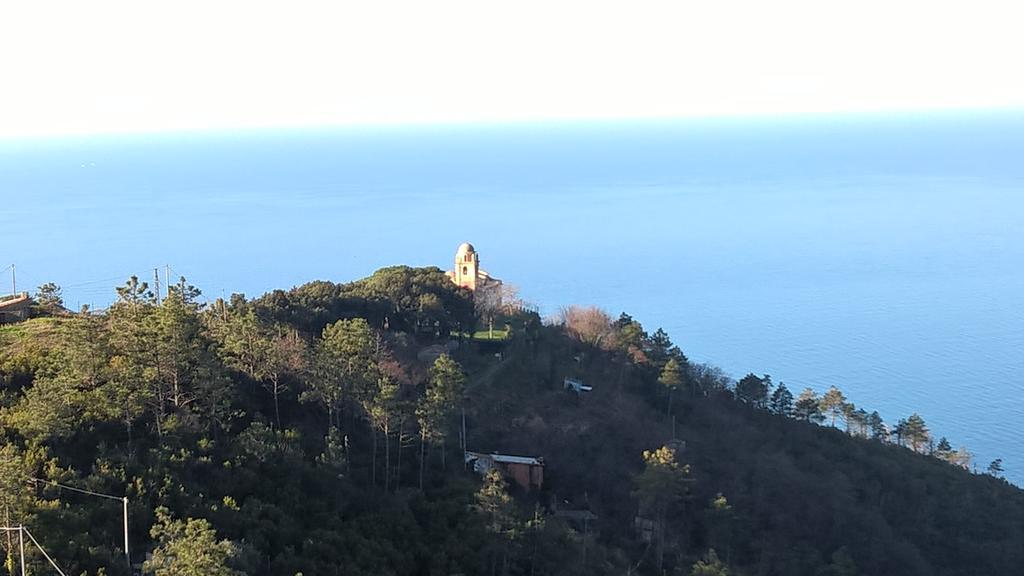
[868, 411, 887, 441]
[768, 382, 794, 417]
[634, 446, 690, 572]
[144, 507, 240, 576]
[987, 458, 1004, 477]
[35, 282, 64, 311]
[475, 469, 518, 575]
[416, 354, 466, 487]
[659, 357, 684, 416]
[794, 388, 823, 422]
[735, 373, 769, 409]
[819, 386, 847, 428]
[904, 413, 930, 453]
[690, 549, 730, 576]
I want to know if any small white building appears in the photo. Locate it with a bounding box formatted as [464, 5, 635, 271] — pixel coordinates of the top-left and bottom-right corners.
[563, 378, 593, 394]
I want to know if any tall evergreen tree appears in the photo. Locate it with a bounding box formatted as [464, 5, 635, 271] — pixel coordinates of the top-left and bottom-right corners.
[633, 446, 690, 572]
[819, 386, 847, 428]
[416, 354, 466, 487]
[794, 388, 824, 422]
[987, 458, 1005, 477]
[659, 357, 684, 416]
[735, 373, 770, 409]
[144, 508, 240, 576]
[904, 413, 930, 453]
[868, 411, 887, 441]
[768, 382, 794, 417]
[691, 549, 730, 576]
[304, 318, 377, 431]
[475, 469, 518, 575]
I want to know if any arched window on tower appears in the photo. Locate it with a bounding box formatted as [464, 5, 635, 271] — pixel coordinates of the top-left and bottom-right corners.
[462, 266, 468, 275]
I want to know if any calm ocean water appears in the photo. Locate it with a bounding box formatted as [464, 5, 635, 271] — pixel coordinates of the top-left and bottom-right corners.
[2, 112, 1023, 483]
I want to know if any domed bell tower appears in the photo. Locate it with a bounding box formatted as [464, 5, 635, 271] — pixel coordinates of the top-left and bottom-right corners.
[454, 242, 479, 291]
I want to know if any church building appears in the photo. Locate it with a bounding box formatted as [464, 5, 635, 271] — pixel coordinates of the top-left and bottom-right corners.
[447, 242, 501, 293]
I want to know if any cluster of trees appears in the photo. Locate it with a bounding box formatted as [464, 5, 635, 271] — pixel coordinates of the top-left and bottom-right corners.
[0, 275, 1020, 576]
[561, 305, 990, 475]
[734, 374, 987, 473]
[0, 271, 511, 575]
[546, 305, 1023, 575]
[250, 266, 475, 336]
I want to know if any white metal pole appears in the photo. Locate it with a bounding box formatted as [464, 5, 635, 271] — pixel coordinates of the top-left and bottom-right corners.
[18, 525, 26, 576]
[123, 497, 130, 568]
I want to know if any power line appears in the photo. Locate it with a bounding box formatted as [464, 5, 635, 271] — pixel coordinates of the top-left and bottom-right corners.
[26, 477, 130, 567]
[0, 526, 69, 576]
[22, 526, 69, 576]
[26, 476, 123, 501]
[61, 276, 128, 289]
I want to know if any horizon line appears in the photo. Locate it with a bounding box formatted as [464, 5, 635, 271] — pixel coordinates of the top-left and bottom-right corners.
[3, 104, 1022, 144]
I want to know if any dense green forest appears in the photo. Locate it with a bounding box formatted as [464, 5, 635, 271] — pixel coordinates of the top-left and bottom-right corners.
[1, 266, 1022, 576]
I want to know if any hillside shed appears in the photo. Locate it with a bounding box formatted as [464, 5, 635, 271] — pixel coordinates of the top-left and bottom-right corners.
[465, 451, 544, 491]
[563, 378, 592, 394]
[0, 293, 32, 324]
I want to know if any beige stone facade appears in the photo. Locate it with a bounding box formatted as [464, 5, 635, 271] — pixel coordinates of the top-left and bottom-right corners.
[447, 242, 501, 292]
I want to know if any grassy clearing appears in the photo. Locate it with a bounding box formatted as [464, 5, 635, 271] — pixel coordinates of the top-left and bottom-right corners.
[0, 317, 65, 349]
[469, 328, 511, 341]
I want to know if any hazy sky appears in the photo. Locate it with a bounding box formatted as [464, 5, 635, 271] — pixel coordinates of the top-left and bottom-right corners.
[1, 0, 1021, 138]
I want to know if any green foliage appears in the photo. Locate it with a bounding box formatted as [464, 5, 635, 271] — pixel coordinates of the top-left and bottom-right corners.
[144, 507, 240, 576]
[987, 458, 1005, 477]
[635, 445, 692, 572]
[252, 266, 474, 337]
[634, 446, 690, 515]
[735, 373, 770, 408]
[659, 358, 684, 391]
[417, 354, 465, 444]
[794, 387, 824, 422]
[303, 318, 378, 430]
[476, 469, 516, 537]
[34, 282, 63, 312]
[819, 385, 847, 428]
[0, 267, 1020, 576]
[904, 413, 930, 453]
[769, 382, 794, 416]
[689, 549, 729, 576]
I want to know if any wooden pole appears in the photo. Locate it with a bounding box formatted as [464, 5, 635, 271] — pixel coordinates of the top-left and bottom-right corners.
[154, 268, 161, 305]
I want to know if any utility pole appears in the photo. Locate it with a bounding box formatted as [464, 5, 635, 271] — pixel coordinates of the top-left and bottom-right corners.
[164, 265, 170, 301]
[10, 264, 15, 296]
[123, 497, 130, 569]
[461, 407, 466, 453]
[154, 268, 161, 305]
[18, 525, 26, 576]
[25, 478, 130, 572]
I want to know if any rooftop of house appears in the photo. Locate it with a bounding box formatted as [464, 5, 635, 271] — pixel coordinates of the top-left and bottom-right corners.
[465, 451, 543, 467]
[0, 293, 31, 309]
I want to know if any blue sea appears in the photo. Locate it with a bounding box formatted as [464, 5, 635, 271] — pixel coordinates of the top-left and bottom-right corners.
[2, 111, 1023, 484]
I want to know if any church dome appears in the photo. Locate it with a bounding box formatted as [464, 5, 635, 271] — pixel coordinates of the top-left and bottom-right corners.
[456, 242, 476, 254]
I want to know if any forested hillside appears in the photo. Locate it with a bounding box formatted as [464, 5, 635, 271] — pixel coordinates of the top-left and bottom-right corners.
[0, 266, 1021, 576]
